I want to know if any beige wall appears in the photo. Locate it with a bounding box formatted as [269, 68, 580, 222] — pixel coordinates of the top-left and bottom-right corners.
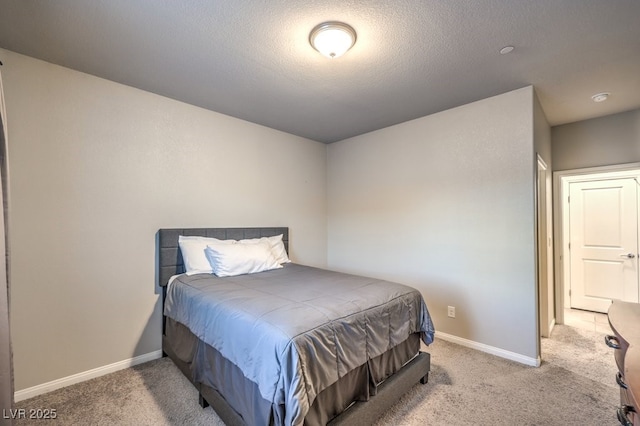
[327, 87, 539, 360]
[0, 49, 328, 391]
[3, 45, 552, 390]
[533, 91, 553, 341]
[552, 109, 640, 171]
[534, 93, 552, 169]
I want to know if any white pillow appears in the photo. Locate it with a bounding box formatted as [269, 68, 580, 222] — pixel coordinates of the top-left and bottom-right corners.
[178, 235, 235, 275]
[205, 240, 282, 277]
[239, 234, 291, 264]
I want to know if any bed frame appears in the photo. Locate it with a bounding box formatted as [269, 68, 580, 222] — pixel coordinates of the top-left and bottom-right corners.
[158, 227, 430, 425]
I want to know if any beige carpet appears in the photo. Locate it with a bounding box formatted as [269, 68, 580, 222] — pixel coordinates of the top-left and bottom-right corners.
[14, 324, 619, 425]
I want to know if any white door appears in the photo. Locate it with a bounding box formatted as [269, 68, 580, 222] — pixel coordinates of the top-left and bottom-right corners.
[569, 178, 639, 313]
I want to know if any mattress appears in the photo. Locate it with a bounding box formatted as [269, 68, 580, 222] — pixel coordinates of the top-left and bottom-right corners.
[164, 263, 435, 425]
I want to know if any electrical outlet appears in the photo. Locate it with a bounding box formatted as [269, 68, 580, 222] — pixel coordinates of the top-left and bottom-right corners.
[447, 306, 456, 318]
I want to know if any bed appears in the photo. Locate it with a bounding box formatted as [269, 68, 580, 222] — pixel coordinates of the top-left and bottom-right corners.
[158, 227, 434, 425]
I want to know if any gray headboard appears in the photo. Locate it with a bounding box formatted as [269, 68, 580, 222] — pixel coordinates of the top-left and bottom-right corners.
[157, 227, 289, 287]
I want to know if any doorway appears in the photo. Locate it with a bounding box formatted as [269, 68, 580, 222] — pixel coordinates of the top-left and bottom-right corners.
[537, 156, 554, 338]
[554, 163, 640, 323]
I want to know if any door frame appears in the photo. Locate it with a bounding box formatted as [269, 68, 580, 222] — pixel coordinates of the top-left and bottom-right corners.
[537, 155, 554, 338]
[553, 162, 640, 324]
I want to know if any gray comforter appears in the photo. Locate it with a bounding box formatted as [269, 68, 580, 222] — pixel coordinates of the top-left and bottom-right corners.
[164, 263, 435, 425]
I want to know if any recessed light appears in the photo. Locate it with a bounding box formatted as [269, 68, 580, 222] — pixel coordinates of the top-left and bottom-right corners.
[499, 46, 514, 55]
[591, 92, 610, 103]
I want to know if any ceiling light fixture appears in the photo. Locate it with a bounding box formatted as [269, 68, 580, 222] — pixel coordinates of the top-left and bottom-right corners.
[499, 46, 514, 55]
[309, 22, 357, 59]
[591, 92, 610, 103]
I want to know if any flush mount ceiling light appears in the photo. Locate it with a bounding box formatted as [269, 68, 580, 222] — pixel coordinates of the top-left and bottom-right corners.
[499, 45, 515, 55]
[309, 21, 357, 59]
[591, 92, 610, 103]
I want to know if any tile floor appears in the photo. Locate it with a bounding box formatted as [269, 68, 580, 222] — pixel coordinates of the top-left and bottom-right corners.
[563, 307, 612, 334]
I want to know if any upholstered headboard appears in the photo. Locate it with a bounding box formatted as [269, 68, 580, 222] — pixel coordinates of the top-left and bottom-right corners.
[157, 227, 289, 287]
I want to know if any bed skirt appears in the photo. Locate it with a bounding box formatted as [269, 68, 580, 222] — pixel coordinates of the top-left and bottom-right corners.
[163, 317, 428, 425]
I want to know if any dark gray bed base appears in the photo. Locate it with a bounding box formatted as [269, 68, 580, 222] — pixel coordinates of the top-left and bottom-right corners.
[157, 227, 430, 425]
[328, 353, 430, 426]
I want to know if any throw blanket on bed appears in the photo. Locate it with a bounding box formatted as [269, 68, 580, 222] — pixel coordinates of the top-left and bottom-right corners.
[164, 263, 435, 425]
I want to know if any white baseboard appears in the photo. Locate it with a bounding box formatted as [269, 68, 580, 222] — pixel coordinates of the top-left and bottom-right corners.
[14, 350, 163, 402]
[15, 334, 540, 402]
[436, 332, 541, 367]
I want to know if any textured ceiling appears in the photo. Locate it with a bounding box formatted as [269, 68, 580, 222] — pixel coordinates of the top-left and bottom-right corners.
[0, 0, 639, 143]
